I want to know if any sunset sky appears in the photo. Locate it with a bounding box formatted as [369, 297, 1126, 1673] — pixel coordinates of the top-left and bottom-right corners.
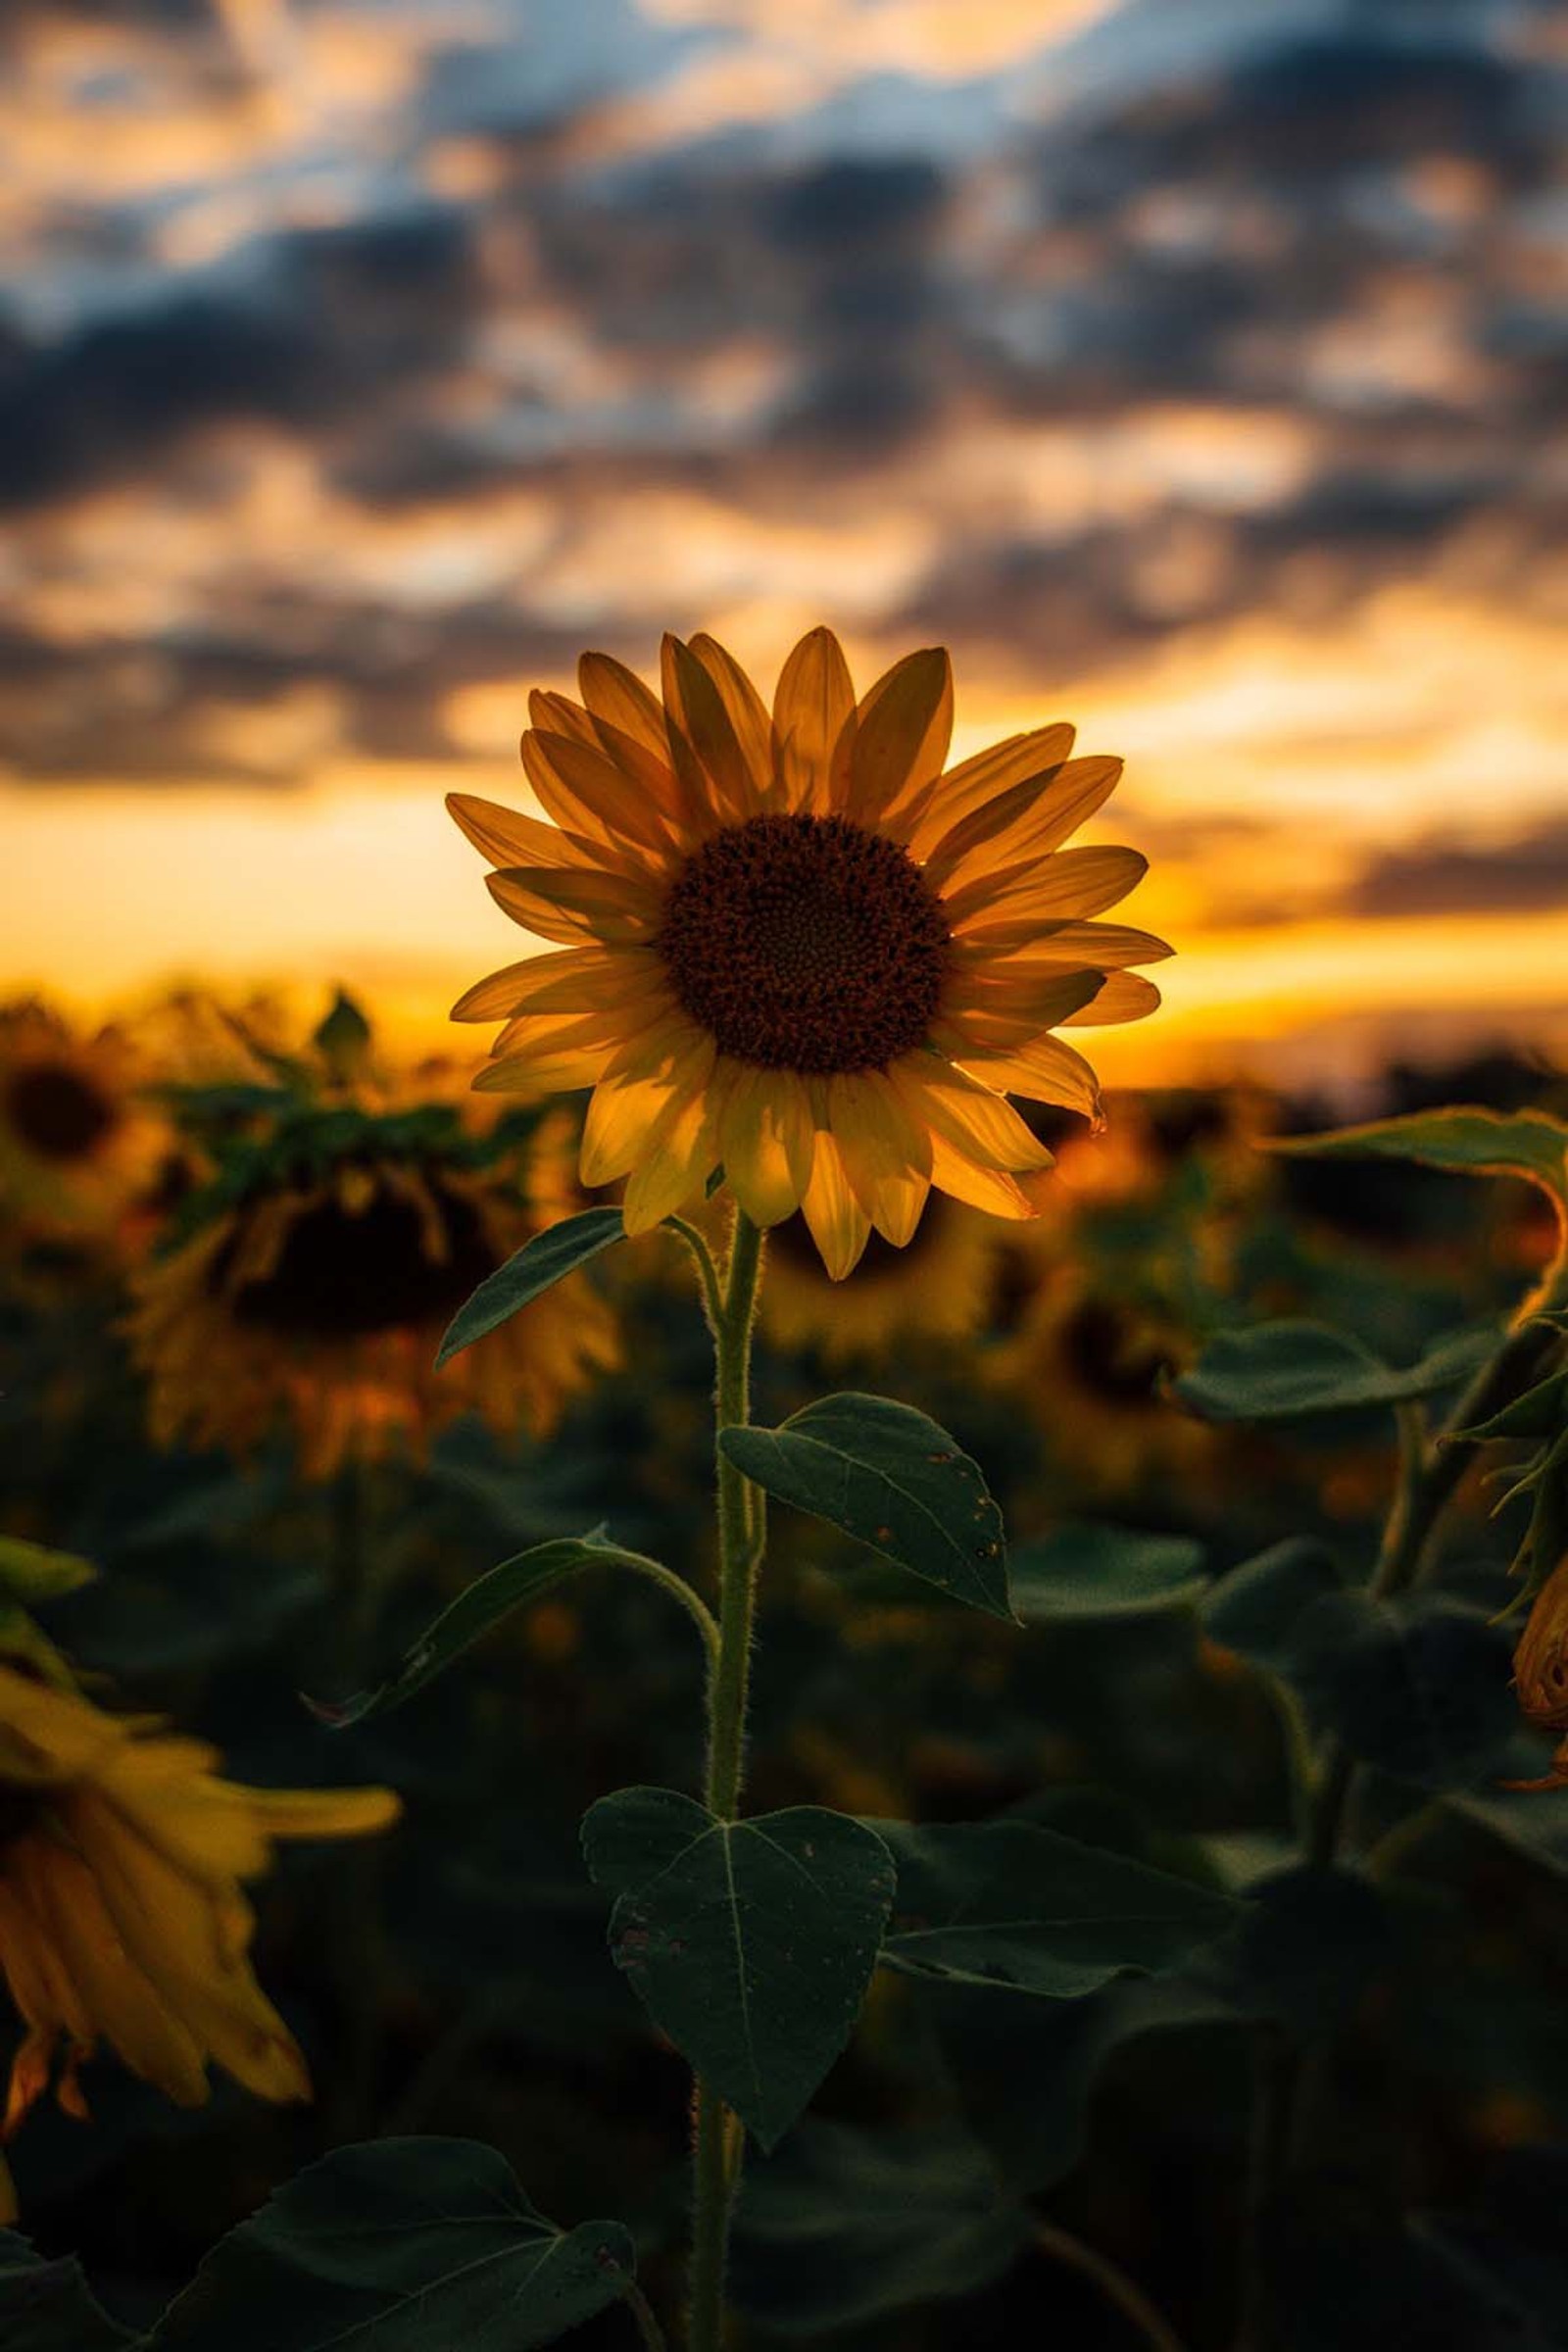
[3, 0, 1565, 1089]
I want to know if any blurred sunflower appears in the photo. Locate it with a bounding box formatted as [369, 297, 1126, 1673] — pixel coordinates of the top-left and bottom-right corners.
[448, 628, 1169, 1275]
[995, 1264, 1210, 1497]
[126, 1000, 619, 1479]
[761, 1197, 1006, 1364]
[0, 1001, 163, 1245]
[0, 1658, 396, 2221]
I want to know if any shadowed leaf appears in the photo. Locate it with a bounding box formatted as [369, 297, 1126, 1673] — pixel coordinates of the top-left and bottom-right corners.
[436, 1207, 626, 1365]
[0, 2233, 132, 2351]
[1010, 1524, 1206, 1618]
[1174, 1321, 1492, 1423]
[149, 2138, 635, 2350]
[1271, 1106, 1568, 1225]
[868, 1817, 1239, 1998]
[719, 1393, 1011, 1619]
[582, 1788, 895, 2149]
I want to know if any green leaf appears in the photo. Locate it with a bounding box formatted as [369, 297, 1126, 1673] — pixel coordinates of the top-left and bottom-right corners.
[0, 1538, 95, 1606]
[717, 1393, 1011, 1620]
[0, 2233, 132, 2351]
[306, 1532, 695, 1727]
[1459, 1364, 1568, 1444]
[1202, 1539, 1346, 1673]
[1174, 1320, 1492, 1423]
[150, 2138, 635, 2350]
[868, 1818, 1239, 1999]
[436, 1208, 626, 1366]
[1289, 1591, 1518, 1790]
[581, 1788, 896, 2150]
[1270, 1104, 1568, 1222]
[1009, 1524, 1206, 1619]
[730, 2121, 1029, 2333]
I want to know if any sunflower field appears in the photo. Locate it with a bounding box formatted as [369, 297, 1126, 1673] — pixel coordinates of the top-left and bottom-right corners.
[3, 632, 1568, 2352]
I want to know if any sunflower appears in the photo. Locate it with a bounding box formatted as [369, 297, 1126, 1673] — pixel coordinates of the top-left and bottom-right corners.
[0, 1001, 164, 1247]
[0, 1658, 396, 2221]
[126, 1015, 619, 1479]
[448, 629, 1169, 1275]
[760, 1195, 1007, 1365]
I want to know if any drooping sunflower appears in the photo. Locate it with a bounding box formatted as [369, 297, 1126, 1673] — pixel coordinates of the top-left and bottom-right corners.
[126, 1004, 619, 1479]
[0, 1658, 397, 2221]
[448, 629, 1169, 1274]
[0, 1001, 164, 1247]
[760, 1196, 1008, 1365]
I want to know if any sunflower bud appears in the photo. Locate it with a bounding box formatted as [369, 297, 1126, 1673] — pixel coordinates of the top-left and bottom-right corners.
[1508, 1555, 1568, 1788]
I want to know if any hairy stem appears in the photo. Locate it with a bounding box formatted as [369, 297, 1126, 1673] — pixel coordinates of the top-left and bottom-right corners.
[1034, 2221, 1193, 2352]
[688, 1206, 765, 2352]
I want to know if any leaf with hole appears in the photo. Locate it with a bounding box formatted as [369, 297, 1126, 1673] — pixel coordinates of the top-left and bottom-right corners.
[436, 1206, 626, 1365]
[148, 2137, 636, 2350]
[718, 1393, 1011, 1619]
[581, 1788, 896, 2150]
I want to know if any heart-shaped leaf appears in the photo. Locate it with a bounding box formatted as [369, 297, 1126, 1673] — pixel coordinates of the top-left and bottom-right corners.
[436, 1207, 626, 1365]
[582, 1788, 896, 2149]
[306, 1533, 709, 1727]
[0, 2232, 132, 2351]
[1174, 1321, 1491, 1423]
[869, 1818, 1239, 1999]
[1010, 1524, 1205, 1619]
[149, 2138, 635, 2350]
[718, 1393, 1010, 1620]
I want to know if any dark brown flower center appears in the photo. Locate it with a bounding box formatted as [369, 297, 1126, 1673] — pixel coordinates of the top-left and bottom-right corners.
[215, 1170, 499, 1340]
[658, 812, 950, 1074]
[6, 1063, 117, 1161]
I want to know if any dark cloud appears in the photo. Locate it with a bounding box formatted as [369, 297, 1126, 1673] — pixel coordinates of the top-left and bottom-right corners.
[1348, 817, 1568, 919]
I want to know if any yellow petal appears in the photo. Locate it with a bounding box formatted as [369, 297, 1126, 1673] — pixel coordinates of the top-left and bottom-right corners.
[949, 845, 1149, 936]
[936, 972, 1105, 1042]
[1058, 972, 1162, 1026]
[473, 1045, 615, 1094]
[524, 732, 680, 862]
[888, 1055, 1053, 1172]
[689, 634, 773, 800]
[582, 1060, 690, 1185]
[826, 1071, 932, 1247]
[578, 650, 671, 763]
[801, 1131, 871, 1279]
[964, 919, 1173, 972]
[772, 625, 856, 813]
[922, 756, 1124, 895]
[621, 1068, 725, 1235]
[956, 1033, 1103, 1118]
[662, 634, 756, 824]
[487, 865, 662, 946]
[451, 946, 644, 1024]
[846, 647, 953, 823]
[926, 1135, 1041, 1219]
[718, 1065, 815, 1225]
[905, 724, 1076, 852]
[446, 792, 601, 870]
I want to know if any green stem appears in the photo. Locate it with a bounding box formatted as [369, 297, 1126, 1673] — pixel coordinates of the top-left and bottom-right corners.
[1234, 1301, 1566, 2350]
[622, 2278, 670, 2352]
[688, 1206, 765, 2352]
[1033, 2220, 1192, 2352]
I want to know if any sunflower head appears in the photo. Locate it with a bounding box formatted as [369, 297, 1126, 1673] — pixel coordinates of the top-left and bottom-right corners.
[0, 1658, 396, 2221]
[127, 999, 619, 1478]
[0, 1000, 165, 1248]
[761, 1196, 1007, 1366]
[448, 628, 1170, 1276]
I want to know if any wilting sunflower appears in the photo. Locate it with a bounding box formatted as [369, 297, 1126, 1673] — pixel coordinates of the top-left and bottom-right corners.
[448, 629, 1169, 1275]
[127, 1010, 619, 1479]
[760, 1196, 1007, 1365]
[0, 1001, 163, 1246]
[0, 1658, 396, 2221]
